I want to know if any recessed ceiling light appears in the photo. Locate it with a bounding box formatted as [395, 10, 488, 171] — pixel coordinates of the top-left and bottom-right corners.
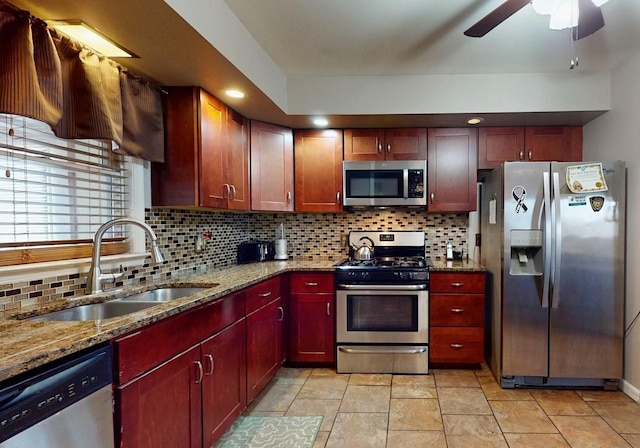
[225, 90, 245, 99]
[467, 117, 484, 125]
[313, 118, 329, 127]
[47, 20, 136, 58]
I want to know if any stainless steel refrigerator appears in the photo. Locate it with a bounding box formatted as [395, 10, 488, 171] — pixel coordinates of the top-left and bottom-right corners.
[481, 161, 626, 389]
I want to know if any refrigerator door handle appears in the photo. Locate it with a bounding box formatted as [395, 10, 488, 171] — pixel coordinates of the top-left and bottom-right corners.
[542, 171, 551, 309]
[551, 171, 562, 308]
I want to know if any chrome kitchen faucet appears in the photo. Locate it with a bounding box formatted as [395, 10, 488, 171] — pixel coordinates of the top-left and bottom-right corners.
[87, 218, 165, 294]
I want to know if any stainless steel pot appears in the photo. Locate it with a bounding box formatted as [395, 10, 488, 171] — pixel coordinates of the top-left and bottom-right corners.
[351, 236, 375, 261]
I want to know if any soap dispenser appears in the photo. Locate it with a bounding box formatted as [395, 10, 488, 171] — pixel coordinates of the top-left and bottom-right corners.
[274, 223, 288, 260]
[446, 240, 454, 260]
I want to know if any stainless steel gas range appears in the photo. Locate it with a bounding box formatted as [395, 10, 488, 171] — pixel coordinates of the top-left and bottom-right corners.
[334, 230, 431, 374]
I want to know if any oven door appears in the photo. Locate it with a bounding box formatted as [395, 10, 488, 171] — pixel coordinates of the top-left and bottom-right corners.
[336, 284, 428, 344]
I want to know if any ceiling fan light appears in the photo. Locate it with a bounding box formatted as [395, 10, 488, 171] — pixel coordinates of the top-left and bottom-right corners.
[532, 0, 562, 15]
[549, 0, 579, 30]
[591, 0, 609, 6]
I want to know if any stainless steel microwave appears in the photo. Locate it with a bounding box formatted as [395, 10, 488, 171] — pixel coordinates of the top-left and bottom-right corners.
[342, 160, 427, 207]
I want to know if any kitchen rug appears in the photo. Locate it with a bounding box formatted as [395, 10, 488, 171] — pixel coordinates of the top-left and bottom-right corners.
[215, 415, 323, 448]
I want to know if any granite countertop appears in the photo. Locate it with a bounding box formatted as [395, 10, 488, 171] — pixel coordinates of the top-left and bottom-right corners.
[430, 258, 485, 272]
[0, 257, 484, 383]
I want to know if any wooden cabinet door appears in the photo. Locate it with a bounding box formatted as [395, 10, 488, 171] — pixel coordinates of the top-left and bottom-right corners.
[115, 345, 202, 448]
[525, 126, 579, 162]
[385, 128, 427, 160]
[199, 89, 226, 208]
[427, 128, 478, 212]
[201, 318, 247, 447]
[226, 108, 250, 210]
[343, 129, 385, 161]
[478, 127, 525, 170]
[289, 293, 335, 363]
[250, 121, 294, 211]
[294, 129, 343, 212]
[246, 297, 284, 403]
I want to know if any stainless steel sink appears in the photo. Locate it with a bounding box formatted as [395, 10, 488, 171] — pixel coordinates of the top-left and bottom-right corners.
[27, 301, 158, 322]
[118, 287, 210, 302]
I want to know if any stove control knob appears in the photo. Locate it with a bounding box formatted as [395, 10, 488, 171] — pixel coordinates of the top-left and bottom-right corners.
[398, 272, 406, 280]
[408, 272, 414, 280]
[360, 271, 369, 280]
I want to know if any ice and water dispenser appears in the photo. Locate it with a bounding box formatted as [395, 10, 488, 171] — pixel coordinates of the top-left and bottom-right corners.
[509, 229, 543, 276]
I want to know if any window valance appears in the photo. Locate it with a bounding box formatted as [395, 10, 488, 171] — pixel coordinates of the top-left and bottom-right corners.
[0, 1, 164, 162]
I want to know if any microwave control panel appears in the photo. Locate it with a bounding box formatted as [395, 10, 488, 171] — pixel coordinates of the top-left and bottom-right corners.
[408, 169, 425, 198]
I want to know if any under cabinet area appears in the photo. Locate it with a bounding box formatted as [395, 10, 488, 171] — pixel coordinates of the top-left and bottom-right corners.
[288, 272, 336, 364]
[478, 126, 583, 170]
[343, 128, 427, 161]
[245, 277, 286, 403]
[112, 291, 246, 448]
[429, 271, 485, 365]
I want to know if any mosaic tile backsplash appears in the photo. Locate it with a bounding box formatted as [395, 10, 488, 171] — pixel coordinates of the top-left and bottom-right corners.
[0, 208, 468, 310]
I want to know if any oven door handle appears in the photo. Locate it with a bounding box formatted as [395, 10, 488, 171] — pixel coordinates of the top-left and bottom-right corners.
[337, 284, 427, 291]
[338, 346, 427, 355]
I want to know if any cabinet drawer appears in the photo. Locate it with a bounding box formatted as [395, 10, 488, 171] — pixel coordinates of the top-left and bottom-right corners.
[430, 272, 484, 294]
[246, 277, 282, 315]
[113, 291, 245, 385]
[290, 272, 334, 294]
[430, 294, 484, 327]
[430, 327, 484, 364]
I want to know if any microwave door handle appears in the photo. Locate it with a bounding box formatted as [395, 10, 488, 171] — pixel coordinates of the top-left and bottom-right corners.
[403, 169, 409, 199]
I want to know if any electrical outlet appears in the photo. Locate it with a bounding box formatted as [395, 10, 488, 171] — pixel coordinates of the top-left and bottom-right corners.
[475, 233, 481, 247]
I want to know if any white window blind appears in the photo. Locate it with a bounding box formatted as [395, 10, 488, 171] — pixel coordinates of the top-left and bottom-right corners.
[0, 113, 130, 265]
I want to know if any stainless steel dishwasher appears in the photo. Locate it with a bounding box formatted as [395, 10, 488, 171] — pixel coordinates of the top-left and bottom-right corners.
[0, 343, 114, 447]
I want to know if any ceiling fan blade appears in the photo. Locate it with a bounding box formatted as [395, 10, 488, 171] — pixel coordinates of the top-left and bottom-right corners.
[572, 0, 605, 40]
[464, 0, 531, 38]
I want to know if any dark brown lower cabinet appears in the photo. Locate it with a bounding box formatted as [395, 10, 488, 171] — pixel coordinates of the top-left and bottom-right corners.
[289, 293, 335, 363]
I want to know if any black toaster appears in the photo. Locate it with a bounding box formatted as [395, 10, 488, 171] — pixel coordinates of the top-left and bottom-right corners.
[237, 241, 275, 264]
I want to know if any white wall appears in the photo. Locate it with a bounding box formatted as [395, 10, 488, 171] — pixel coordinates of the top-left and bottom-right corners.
[583, 49, 640, 400]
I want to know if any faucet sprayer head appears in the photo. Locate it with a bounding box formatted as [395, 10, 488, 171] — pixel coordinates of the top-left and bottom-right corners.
[150, 240, 165, 264]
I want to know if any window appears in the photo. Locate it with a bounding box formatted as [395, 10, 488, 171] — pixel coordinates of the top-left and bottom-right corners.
[0, 113, 131, 266]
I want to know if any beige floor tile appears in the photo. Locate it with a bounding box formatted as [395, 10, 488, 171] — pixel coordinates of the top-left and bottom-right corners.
[590, 401, 640, 434]
[246, 381, 302, 412]
[313, 430, 329, 448]
[439, 387, 492, 415]
[275, 366, 312, 384]
[325, 412, 388, 448]
[577, 390, 634, 402]
[477, 376, 534, 400]
[503, 433, 571, 448]
[297, 376, 349, 400]
[386, 430, 447, 447]
[389, 398, 443, 431]
[434, 369, 480, 387]
[338, 385, 390, 413]
[531, 390, 597, 416]
[348, 373, 392, 385]
[474, 362, 494, 378]
[550, 415, 632, 448]
[393, 374, 436, 387]
[443, 414, 508, 448]
[622, 434, 640, 448]
[285, 398, 341, 432]
[489, 400, 558, 433]
[392, 383, 438, 399]
[310, 368, 346, 377]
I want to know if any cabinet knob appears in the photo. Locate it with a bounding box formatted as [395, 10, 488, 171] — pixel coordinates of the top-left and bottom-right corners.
[258, 291, 272, 298]
[223, 184, 230, 199]
[377, 143, 382, 153]
[287, 191, 292, 204]
[230, 185, 237, 200]
[327, 302, 331, 316]
[450, 308, 465, 313]
[337, 191, 341, 204]
[450, 343, 464, 349]
[450, 282, 464, 287]
[430, 192, 434, 204]
[528, 149, 532, 160]
[386, 143, 391, 154]
[305, 282, 319, 286]
[519, 150, 524, 160]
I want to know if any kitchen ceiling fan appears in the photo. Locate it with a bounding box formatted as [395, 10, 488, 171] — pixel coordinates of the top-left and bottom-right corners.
[464, 0, 607, 40]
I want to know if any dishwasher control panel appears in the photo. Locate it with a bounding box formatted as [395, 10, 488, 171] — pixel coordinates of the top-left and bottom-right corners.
[0, 344, 112, 443]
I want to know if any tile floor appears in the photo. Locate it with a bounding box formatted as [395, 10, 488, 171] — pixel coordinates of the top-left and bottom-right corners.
[243, 365, 640, 448]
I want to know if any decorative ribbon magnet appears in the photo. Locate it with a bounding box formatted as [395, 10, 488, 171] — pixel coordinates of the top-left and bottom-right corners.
[512, 186, 528, 213]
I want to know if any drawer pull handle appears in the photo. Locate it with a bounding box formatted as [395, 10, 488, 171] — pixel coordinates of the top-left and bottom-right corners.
[450, 282, 465, 287]
[259, 291, 272, 298]
[327, 302, 330, 316]
[204, 354, 214, 376]
[450, 343, 464, 349]
[277, 306, 284, 322]
[305, 282, 318, 286]
[450, 308, 465, 313]
[194, 361, 204, 384]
